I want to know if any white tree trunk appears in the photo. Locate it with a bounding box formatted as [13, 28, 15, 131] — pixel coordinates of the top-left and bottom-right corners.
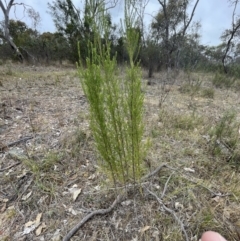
[0, 0, 24, 61]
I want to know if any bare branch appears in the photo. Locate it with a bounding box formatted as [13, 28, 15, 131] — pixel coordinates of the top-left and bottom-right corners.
[160, 172, 174, 199]
[222, 0, 240, 73]
[104, 0, 119, 12]
[182, 0, 200, 36]
[142, 163, 173, 180]
[0, 162, 20, 172]
[129, 0, 150, 43]
[146, 188, 190, 241]
[0, 0, 14, 15]
[63, 194, 124, 241]
[63, 163, 172, 241]
[157, 0, 166, 9]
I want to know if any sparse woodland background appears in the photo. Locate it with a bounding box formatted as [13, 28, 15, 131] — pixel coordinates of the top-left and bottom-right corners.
[1, 0, 240, 76]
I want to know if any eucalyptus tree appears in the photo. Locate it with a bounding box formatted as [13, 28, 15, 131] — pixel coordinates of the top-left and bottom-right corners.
[0, 0, 23, 61]
[48, 0, 118, 62]
[48, 0, 82, 62]
[221, 0, 240, 73]
[150, 0, 200, 71]
[0, 0, 40, 61]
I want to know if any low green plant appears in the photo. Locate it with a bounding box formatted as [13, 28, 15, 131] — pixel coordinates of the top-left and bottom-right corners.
[174, 114, 195, 130]
[5, 64, 13, 76]
[226, 64, 240, 79]
[6, 208, 16, 219]
[23, 151, 62, 193]
[68, 129, 89, 158]
[179, 72, 202, 96]
[173, 113, 203, 131]
[78, 1, 148, 187]
[235, 79, 240, 91]
[197, 207, 219, 231]
[23, 151, 62, 173]
[54, 75, 60, 86]
[201, 88, 214, 99]
[209, 111, 240, 165]
[151, 127, 161, 138]
[212, 72, 236, 88]
[183, 147, 196, 157]
[158, 109, 203, 134]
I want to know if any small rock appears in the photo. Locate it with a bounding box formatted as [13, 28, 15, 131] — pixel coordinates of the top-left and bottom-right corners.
[8, 148, 27, 160]
[121, 200, 132, 206]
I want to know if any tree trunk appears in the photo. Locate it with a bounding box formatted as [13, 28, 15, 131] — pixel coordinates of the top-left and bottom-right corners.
[0, 0, 24, 62]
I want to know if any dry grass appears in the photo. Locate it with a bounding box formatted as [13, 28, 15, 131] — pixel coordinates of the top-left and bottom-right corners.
[0, 63, 240, 241]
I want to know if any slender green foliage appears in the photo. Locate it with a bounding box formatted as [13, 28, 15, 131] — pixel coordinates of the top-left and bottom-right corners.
[78, 0, 147, 187]
[209, 110, 240, 166]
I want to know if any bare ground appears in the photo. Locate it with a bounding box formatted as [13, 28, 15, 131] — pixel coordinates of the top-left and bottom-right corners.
[0, 63, 240, 241]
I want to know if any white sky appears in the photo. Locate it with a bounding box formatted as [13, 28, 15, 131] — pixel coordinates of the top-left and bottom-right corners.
[1, 0, 239, 46]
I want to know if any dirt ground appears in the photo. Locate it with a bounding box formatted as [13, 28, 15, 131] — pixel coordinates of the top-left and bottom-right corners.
[0, 63, 240, 241]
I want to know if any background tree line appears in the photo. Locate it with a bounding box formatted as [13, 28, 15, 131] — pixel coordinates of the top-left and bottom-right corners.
[1, 0, 240, 77]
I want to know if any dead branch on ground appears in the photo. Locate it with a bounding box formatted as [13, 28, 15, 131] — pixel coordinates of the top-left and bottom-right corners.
[63, 163, 170, 241]
[0, 161, 20, 172]
[144, 171, 189, 241]
[146, 187, 189, 241]
[0, 136, 33, 152]
[62, 194, 124, 241]
[62, 162, 228, 241]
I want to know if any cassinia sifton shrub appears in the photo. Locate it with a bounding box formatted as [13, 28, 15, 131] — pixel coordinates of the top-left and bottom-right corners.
[78, 0, 148, 187]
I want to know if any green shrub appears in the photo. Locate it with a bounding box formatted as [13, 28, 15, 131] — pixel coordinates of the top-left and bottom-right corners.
[201, 88, 214, 99]
[179, 73, 202, 96]
[23, 151, 62, 173]
[227, 64, 240, 79]
[5, 64, 13, 76]
[234, 79, 240, 91]
[67, 129, 90, 158]
[78, 1, 148, 187]
[158, 110, 203, 132]
[209, 111, 240, 165]
[173, 114, 202, 130]
[212, 72, 235, 88]
[23, 151, 62, 194]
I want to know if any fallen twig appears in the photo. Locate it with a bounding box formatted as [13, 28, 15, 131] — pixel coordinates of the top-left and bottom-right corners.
[161, 172, 174, 199]
[146, 188, 189, 241]
[142, 163, 174, 180]
[63, 194, 124, 241]
[0, 161, 21, 172]
[7, 136, 33, 148]
[180, 173, 231, 198]
[18, 177, 33, 200]
[0, 136, 33, 152]
[144, 171, 189, 241]
[63, 163, 170, 241]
